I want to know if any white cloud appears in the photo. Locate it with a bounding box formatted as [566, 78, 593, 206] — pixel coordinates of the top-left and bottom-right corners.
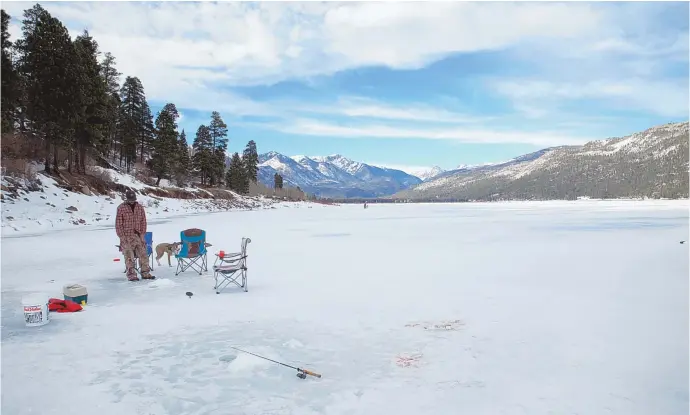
[277, 96, 493, 124]
[2, 3, 640, 100]
[320, 2, 608, 69]
[491, 78, 689, 118]
[3, 1, 686, 134]
[269, 118, 595, 147]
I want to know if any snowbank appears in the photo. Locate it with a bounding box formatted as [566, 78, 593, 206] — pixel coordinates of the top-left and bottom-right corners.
[0, 171, 316, 237]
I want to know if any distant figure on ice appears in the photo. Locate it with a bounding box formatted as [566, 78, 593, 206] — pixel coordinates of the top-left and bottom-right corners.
[116, 189, 155, 281]
[364, 201, 368, 209]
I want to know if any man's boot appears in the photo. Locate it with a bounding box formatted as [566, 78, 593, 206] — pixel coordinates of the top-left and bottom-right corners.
[141, 270, 156, 280]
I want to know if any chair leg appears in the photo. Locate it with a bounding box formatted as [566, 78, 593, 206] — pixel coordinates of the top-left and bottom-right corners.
[176, 255, 209, 276]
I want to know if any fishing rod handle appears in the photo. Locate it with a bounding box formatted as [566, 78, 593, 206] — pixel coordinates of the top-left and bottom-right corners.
[301, 369, 322, 378]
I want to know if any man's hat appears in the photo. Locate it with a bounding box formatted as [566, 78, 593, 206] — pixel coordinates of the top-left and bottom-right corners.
[125, 189, 137, 202]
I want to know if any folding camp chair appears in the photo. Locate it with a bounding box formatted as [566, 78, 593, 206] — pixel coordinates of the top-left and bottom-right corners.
[175, 228, 208, 275]
[116, 232, 154, 275]
[213, 237, 251, 294]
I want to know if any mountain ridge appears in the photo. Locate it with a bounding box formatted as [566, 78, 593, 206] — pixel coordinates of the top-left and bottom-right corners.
[257, 152, 422, 198]
[393, 121, 689, 201]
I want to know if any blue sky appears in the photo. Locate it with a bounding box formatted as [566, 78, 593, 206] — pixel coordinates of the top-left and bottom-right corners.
[5, 1, 689, 174]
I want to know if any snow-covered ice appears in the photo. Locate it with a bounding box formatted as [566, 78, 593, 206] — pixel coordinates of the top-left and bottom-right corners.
[1, 200, 688, 414]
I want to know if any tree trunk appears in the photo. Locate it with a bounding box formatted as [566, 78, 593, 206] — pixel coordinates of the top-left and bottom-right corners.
[140, 135, 145, 164]
[79, 144, 86, 174]
[77, 142, 86, 174]
[110, 130, 116, 158]
[52, 143, 59, 173]
[44, 139, 51, 174]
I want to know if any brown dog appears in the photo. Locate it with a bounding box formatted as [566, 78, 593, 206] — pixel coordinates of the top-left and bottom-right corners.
[155, 242, 181, 267]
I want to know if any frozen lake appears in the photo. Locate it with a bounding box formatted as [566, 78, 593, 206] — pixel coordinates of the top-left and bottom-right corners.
[1, 201, 688, 415]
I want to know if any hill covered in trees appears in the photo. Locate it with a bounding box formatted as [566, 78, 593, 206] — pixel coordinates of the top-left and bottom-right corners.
[393, 122, 690, 202]
[0, 4, 302, 201]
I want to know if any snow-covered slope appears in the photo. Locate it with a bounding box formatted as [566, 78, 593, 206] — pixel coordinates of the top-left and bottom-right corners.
[0, 166, 311, 236]
[394, 122, 690, 201]
[258, 153, 422, 198]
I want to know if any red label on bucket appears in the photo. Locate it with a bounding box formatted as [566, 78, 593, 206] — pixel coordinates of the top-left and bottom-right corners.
[24, 306, 42, 312]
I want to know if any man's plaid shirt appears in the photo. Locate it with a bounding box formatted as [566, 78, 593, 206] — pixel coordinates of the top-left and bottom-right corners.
[115, 202, 147, 240]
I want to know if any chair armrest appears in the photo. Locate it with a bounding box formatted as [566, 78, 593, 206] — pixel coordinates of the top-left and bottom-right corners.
[216, 252, 242, 259]
[216, 255, 247, 265]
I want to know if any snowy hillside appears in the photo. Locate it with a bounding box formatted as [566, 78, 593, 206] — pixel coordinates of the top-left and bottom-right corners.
[257, 152, 422, 198]
[394, 122, 690, 201]
[0, 165, 315, 236]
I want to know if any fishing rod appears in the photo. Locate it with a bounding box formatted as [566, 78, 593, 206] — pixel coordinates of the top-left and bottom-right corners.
[229, 346, 322, 380]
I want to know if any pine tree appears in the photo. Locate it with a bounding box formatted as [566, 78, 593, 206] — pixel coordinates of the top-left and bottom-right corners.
[101, 52, 120, 94]
[17, 4, 79, 173]
[150, 102, 179, 185]
[72, 30, 108, 174]
[14, 4, 42, 136]
[208, 111, 227, 185]
[119, 76, 144, 169]
[139, 103, 154, 163]
[99, 51, 121, 157]
[226, 152, 247, 193]
[1, 10, 18, 133]
[118, 76, 152, 170]
[242, 140, 259, 183]
[117, 104, 136, 170]
[174, 129, 191, 186]
[192, 124, 213, 185]
[273, 172, 284, 190]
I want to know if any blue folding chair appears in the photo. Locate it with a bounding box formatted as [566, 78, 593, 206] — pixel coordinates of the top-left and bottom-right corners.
[116, 231, 154, 274]
[143, 232, 154, 271]
[175, 228, 208, 275]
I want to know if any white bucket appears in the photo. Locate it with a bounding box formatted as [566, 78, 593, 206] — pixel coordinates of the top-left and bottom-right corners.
[22, 294, 50, 327]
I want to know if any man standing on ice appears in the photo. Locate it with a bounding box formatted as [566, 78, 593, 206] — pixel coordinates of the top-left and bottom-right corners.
[116, 189, 155, 281]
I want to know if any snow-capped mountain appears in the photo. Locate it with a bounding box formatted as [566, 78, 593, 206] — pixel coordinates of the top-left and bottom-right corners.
[394, 121, 689, 201]
[405, 166, 446, 181]
[257, 152, 422, 198]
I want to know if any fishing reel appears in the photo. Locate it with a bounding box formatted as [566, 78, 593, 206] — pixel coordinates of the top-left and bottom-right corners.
[296, 368, 321, 379]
